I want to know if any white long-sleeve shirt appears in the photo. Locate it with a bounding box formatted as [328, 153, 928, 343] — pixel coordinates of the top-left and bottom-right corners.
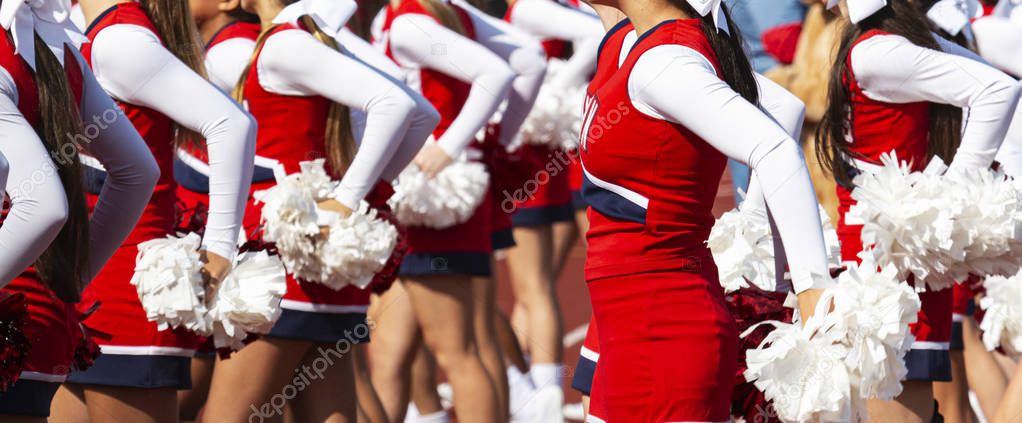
[452, 0, 547, 146]
[89, 24, 256, 260]
[850, 34, 1021, 171]
[387, 13, 514, 157]
[0, 152, 7, 195]
[507, 0, 602, 88]
[205, 34, 256, 93]
[257, 27, 438, 207]
[972, 16, 1022, 77]
[0, 51, 160, 287]
[629, 45, 829, 293]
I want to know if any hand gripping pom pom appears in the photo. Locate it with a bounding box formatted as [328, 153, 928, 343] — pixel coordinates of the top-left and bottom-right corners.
[0, 292, 30, 392]
[520, 59, 587, 151]
[208, 251, 287, 350]
[130, 232, 211, 334]
[316, 202, 399, 289]
[389, 160, 490, 229]
[979, 271, 1022, 355]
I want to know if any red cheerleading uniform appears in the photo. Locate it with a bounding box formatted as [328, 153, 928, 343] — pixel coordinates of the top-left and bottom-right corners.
[836, 29, 953, 381]
[569, 19, 632, 401]
[381, 1, 495, 276]
[239, 23, 371, 343]
[502, 1, 576, 226]
[0, 31, 87, 417]
[67, 2, 199, 389]
[580, 20, 737, 422]
[174, 21, 262, 235]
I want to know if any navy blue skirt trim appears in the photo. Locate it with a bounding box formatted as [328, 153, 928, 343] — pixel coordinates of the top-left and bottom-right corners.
[66, 354, 192, 389]
[0, 379, 60, 417]
[511, 203, 575, 227]
[491, 228, 516, 251]
[950, 321, 964, 351]
[905, 348, 952, 381]
[399, 252, 492, 277]
[570, 355, 597, 395]
[268, 308, 371, 344]
[571, 190, 587, 211]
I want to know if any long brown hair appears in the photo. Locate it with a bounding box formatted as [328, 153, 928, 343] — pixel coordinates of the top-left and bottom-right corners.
[417, 0, 466, 35]
[816, 0, 962, 188]
[31, 35, 90, 302]
[666, 1, 759, 104]
[233, 4, 356, 177]
[138, 0, 207, 148]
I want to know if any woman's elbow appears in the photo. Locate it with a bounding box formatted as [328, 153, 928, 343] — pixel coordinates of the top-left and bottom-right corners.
[984, 75, 1022, 111]
[417, 99, 441, 131]
[486, 64, 517, 98]
[510, 43, 548, 78]
[33, 190, 70, 237]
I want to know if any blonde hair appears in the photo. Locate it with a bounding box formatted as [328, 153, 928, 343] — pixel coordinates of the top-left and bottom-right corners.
[417, 0, 467, 35]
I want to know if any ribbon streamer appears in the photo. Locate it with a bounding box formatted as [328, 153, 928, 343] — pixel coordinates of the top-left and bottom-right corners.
[927, 0, 979, 36]
[686, 0, 729, 34]
[827, 0, 889, 24]
[0, 0, 88, 70]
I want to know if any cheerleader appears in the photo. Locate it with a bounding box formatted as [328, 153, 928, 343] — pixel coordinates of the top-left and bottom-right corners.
[368, 1, 514, 421]
[0, 0, 160, 419]
[199, 0, 439, 421]
[501, 0, 603, 409]
[816, 0, 1020, 421]
[578, 0, 836, 420]
[972, 0, 1022, 77]
[47, 0, 256, 420]
[190, 0, 261, 92]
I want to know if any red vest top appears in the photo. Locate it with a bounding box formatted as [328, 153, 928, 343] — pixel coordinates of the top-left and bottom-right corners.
[580, 20, 726, 280]
[82, 2, 177, 244]
[382, 0, 476, 140]
[207, 21, 261, 50]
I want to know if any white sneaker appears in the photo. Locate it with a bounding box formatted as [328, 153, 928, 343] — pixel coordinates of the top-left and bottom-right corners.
[532, 385, 565, 423]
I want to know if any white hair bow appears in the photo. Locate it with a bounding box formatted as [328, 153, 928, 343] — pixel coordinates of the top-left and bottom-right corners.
[686, 0, 729, 34]
[272, 0, 358, 38]
[927, 0, 979, 35]
[827, 0, 888, 24]
[0, 0, 88, 70]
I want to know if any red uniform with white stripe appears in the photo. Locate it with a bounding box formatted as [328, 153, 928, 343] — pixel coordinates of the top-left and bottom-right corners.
[381, 1, 494, 276]
[240, 23, 371, 340]
[569, 19, 632, 401]
[580, 20, 737, 421]
[502, 1, 576, 225]
[0, 30, 84, 391]
[75, 3, 202, 365]
[836, 29, 952, 380]
[174, 21, 262, 233]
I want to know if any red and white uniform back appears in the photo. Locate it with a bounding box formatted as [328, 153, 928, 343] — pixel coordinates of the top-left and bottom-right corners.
[380, 1, 495, 276]
[241, 22, 371, 340]
[580, 20, 737, 422]
[75, 3, 203, 368]
[837, 29, 951, 381]
[569, 19, 633, 400]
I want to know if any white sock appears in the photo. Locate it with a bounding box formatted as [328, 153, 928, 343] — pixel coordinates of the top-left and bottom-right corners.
[415, 411, 450, 423]
[508, 366, 536, 415]
[530, 363, 564, 389]
[405, 403, 421, 421]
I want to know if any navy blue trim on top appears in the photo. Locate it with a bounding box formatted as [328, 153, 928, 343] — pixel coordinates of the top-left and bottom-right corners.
[597, 19, 632, 60]
[580, 174, 646, 225]
[85, 4, 121, 36]
[205, 21, 239, 50]
[66, 354, 192, 389]
[634, 19, 682, 46]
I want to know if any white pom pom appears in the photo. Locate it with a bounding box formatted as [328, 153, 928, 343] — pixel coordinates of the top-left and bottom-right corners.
[820, 207, 844, 270]
[849, 153, 960, 291]
[208, 251, 287, 350]
[130, 233, 211, 334]
[520, 59, 587, 151]
[979, 271, 1022, 355]
[253, 160, 334, 282]
[389, 160, 489, 229]
[316, 202, 399, 289]
[944, 168, 1022, 279]
[743, 297, 858, 423]
[708, 209, 774, 293]
[831, 257, 920, 400]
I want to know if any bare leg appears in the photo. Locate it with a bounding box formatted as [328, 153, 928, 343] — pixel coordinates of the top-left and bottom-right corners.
[409, 347, 445, 416]
[288, 344, 357, 423]
[203, 337, 311, 422]
[178, 356, 214, 422]
[49, 384, 89, 423]
[866, 381, 935, 423]
[963, 317, 1009, 419]
[993, 358, 1022, 423]
[352, 344, 388, 423]
[549, 221, 578, 281]
[505, 226, 563, 369]
[404, 275, 498, 422]
[80, 386, 180, 423]
[934, 350, 977, 423]
[368, 283, 422, 422]
[496, 310, 529, 374]
[474, 274, 510, 423]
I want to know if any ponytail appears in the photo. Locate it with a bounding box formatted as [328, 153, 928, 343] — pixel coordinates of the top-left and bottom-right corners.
[816, 0, 962, 187]
[669, 1, 759, 105]
[233, 12, 356, 178]
[31, 34, 89, 302]
[138, 0, 206, 149]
